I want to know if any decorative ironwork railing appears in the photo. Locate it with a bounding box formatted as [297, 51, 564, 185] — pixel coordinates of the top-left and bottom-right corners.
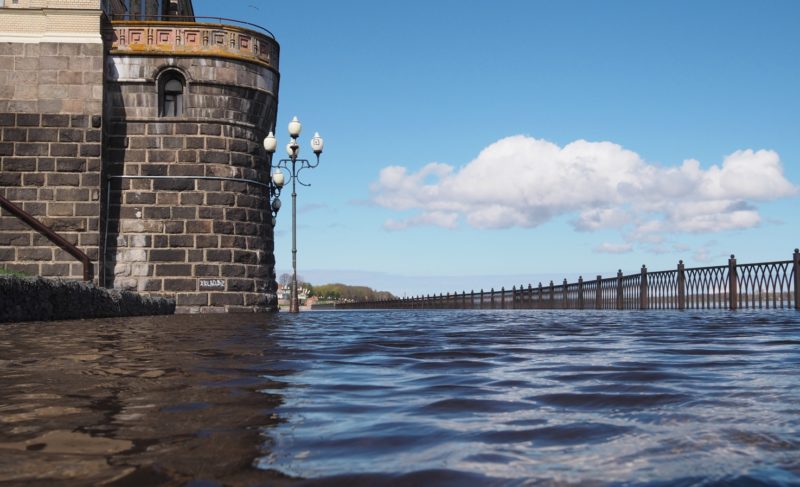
[339, 250, 800, 311]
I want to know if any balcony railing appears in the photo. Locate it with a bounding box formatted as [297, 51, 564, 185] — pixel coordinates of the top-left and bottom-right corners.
[107, 16, 279, 70]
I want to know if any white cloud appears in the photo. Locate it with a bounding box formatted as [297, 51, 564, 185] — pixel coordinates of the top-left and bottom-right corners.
[370, 135, 798, 244]
[595, 242, 634, 254]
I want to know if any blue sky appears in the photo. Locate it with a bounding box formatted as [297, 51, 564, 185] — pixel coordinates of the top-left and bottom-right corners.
[195, 0, 799, 296]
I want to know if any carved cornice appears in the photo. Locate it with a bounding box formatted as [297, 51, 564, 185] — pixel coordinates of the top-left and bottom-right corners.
[108, 21, 279, 71]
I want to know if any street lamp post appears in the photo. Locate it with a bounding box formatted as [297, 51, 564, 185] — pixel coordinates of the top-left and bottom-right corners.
[263, 116, 324, 313]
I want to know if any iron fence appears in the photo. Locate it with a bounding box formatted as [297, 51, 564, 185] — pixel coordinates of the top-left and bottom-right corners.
[339, 249, 800, 311]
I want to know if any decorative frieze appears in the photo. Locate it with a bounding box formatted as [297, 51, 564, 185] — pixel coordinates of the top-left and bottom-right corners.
[109, 21, 279, 72]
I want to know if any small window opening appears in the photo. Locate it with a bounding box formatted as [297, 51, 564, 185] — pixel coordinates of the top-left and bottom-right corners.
[160, 74, 184, 117]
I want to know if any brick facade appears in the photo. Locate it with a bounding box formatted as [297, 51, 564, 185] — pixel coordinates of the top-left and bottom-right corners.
[0, 38, 104, 280]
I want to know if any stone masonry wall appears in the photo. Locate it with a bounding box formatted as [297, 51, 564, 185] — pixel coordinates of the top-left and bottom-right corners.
[105, 53, 279, 313]
[0, 40, 104, 281]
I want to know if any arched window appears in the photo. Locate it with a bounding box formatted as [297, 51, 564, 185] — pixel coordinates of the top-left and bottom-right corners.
[159, 73, 184, 117]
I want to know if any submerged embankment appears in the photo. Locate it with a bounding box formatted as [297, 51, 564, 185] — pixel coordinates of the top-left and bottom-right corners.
[0, 276, 174, 323]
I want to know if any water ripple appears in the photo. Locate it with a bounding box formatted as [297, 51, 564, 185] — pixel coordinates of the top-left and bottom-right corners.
[256, 309, 800, 485]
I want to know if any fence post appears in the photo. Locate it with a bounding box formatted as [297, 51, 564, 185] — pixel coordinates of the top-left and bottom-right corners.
[677, 260, 685, 310]
[527, 284, 533, 309]
[537, 282, 543, 309]
[548, 281, 555, 309]
[562, 278, 568, 308]
[794, 249, 800, 310]
[616, 269, 623, 310]
[501, 287, 505, 309]
[596, 275, 602, 309]
[728, 254, 738, 311]
[490, 288, 495, 309]
[479, 289, 484, 309]
[578, 276, 584, 310]
[640, 265, 648, 310]
[512, 286, 517, 309]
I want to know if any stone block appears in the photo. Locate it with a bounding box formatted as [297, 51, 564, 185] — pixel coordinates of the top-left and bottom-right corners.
[195, 265, 219, 277]
[164, 279, 196, 292]
[210, 292, 244, 306]
[206, 192, 234, 206]
[79, 144, 101, 157]
[143, 206, 171, 219]
[235, 222, 259, 236]
[162, 136, 184, 149]
[150, 249, 186, 262]
[55, 188, 90, 201]
[58, 128, 83, 142]
[0, 173, 22, 186]
[0, 233, 30, 246]
[220, 236, 246, 249]
[169, 163, 204, 176]
[156, 193, 179, 205]
[199, 150, 228, 164]
[147, 123, 173, 135]
[221, 264, 246, 277]
[6, 188, 38, 200]
[3, 128, 27, 141]
[147, 150, 176, 163]
[156, 264, 193, 277]
[185, 137, 204, 149]
[18, 248, 53, 261]
[74, 202, 99, 216]
[120, 219, 163, 233]
[56, 157, 86, 171]
[51, 143, 79, 157]
[198, 207, 224, 220]
[152, 235, 169, 248]
[164, 221, 185, 234]
[195, 235, 218, 248]
[125, 192, 156, 205]
[196, 180, 221, 191]
[153, 179, 194, 191]
[48, 202, 75, 216]
[187, 221, 213, 234]
[233, 251, 258, 265]
[42, 114, 71, 127]
[205, 249, 232, 263]
[140, 164, 168, 176]
[3, 157, 37, 172]
[236, 195, 261, 208]
[171, 207, 196, 219]
[16, 143, 49, 156]
[168, 235, 194, 248]
[227, 278, 254, 292]
[38, 158, 55, 171]
[225, 208, 247, 221]
[180, 192, 204, 206]
[47, 173, 81, 186]
[213, 221, 234, 235]
[177, 293, 208, 306]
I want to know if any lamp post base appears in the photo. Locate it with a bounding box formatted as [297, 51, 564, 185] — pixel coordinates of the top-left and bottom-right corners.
[290, 298, 300, 313]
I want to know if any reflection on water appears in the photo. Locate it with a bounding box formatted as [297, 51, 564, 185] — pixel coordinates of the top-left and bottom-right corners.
[0, 314, 295, 486]
[257, 310, 800, 486]
[1, 310, 799, 486]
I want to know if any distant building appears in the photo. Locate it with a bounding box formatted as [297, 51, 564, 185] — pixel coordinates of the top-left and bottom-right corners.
[0, 0, 281, 312]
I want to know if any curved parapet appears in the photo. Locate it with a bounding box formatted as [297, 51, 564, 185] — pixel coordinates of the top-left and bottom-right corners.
[108, 18, 279, 72]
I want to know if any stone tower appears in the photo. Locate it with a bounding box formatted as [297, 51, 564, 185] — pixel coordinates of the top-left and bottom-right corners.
[0, 0, 281, 313]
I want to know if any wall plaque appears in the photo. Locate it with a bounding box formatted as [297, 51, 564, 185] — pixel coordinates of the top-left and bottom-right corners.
[198, 279, 225, 290]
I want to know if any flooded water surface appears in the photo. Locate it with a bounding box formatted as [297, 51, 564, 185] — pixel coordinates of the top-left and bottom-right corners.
[1, 310, 799, 486]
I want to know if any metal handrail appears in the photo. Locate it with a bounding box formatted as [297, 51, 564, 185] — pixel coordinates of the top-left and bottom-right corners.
[0, 194, 93, 281]
[108, 15, 276, 39]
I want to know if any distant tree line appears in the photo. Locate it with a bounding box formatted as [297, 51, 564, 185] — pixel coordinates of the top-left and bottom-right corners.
[278, 274, 395, 302]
